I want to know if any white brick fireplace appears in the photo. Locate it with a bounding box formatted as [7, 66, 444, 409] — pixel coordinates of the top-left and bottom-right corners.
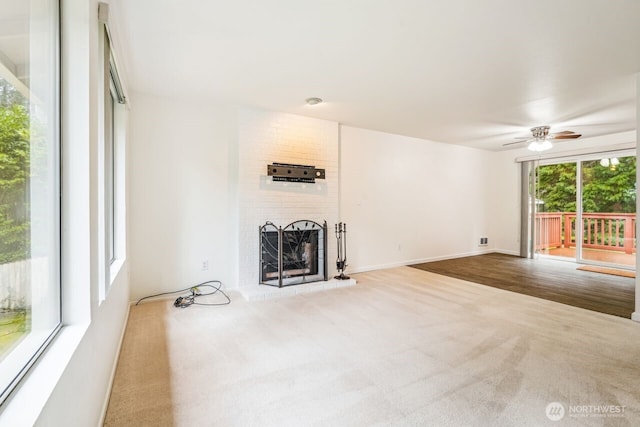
[237, 108, 341, 291]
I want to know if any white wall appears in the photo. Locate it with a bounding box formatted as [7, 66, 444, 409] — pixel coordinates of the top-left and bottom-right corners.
[490, 149, 524, 255]
[237, 109, 339, 287]
[340, 126, 496, 272]
[126, 102, 638, 292]
[128, 93, 237, 300]
[129, 107, 508, 290]
[129, 106, 520, 292]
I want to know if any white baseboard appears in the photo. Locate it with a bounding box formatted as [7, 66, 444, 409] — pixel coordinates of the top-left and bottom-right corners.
[492, 248, 520, 256]
[347, 248, 514, 274]
[632, 312, 640, 323]
[98, 303, 131, 426]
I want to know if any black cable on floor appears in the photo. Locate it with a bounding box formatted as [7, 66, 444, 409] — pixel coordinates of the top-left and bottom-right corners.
[135, 280, 231, 307]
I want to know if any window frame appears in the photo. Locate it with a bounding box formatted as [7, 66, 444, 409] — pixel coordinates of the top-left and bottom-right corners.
[100, 5, 126, 301]
[0, 0, 62, 406]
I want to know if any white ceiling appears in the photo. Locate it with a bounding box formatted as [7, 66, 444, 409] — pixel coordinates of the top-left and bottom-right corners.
[111, 0, 640, 150]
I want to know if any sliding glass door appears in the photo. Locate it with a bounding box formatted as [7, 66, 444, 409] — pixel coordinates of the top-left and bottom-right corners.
[535, 162, 576, 260]
[532, 153, 636, 269]
[579, 156, 636, 267]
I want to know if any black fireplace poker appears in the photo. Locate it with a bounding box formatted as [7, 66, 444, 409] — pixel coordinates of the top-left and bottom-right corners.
[334, 222, 350, 280]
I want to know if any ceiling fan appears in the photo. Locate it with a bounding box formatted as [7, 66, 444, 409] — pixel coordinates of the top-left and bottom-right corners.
[503, 125, 582, 152]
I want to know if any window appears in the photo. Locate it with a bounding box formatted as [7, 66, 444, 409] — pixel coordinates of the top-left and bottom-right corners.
[106, 71, 116, 265]
[100, 2, 126, 299]
[0, 0, 60, 403]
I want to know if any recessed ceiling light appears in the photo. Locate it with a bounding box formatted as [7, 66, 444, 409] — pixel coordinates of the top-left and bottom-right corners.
[305, 97, 323, 105]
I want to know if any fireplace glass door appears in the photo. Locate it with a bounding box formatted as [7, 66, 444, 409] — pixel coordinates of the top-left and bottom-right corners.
[259, 220, 328, 287]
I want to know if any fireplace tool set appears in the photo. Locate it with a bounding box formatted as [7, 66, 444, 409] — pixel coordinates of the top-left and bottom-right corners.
[334, 222, 350, 280]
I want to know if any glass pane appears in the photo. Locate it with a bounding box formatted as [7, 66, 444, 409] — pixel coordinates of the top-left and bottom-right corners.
[0, 0, 60, 401]
[580, 156, 636, 267]
[106, 84, 115, 264]
[535, 162, 577, 259]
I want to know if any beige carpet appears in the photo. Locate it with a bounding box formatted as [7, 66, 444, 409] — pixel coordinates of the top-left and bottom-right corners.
[104, 267, 640, 426]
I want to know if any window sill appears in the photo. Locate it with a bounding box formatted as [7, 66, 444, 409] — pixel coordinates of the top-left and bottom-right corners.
[110, 258, 125, 285]
[0, 323, 89, 426]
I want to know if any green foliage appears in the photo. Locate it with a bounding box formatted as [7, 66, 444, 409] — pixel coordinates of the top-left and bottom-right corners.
[537, 162, 577, 212]
[537, 157, 636, 213]
[582, 158, 636, 213]
[0, 99, 30, 264]
[0, 310, 29, 356]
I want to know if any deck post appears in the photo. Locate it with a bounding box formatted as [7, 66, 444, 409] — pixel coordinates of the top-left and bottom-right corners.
[624, 217, 634, 254]
[563, 213, 572, 248]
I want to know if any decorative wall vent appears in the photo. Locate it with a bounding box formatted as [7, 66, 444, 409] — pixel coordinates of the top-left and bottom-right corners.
[267, 163, 325, 183]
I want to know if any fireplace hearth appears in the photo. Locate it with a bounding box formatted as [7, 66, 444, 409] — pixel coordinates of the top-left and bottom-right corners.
[259, 220, 328, 287]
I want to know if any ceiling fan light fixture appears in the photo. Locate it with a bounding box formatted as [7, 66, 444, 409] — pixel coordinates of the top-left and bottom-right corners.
[505, 125, 581, 151]
[528, 139, 552, 152]
[600, 157, 619, 169]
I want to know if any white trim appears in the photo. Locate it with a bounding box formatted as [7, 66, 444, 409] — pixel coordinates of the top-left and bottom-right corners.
[98, 20, 128, 303]
[109, 258, 125, 287]
[98, 303, 130, 426]
[493, 249, 521, 256]
[347, 248, 499, 274]
[515, 141, 636, 163]
[636, 72, 640, 321]
[575, 161, 583, 261]
[98, 2, 128, 105]
[0, 324, 89, 426]
[534, 148, 636, 166]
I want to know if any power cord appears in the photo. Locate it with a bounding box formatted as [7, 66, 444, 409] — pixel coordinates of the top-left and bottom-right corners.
[135, 280, 231, 308]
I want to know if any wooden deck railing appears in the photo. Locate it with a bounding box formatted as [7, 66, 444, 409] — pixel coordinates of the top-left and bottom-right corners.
[535, 213, 563, 249]
[536, 212, 636, 254]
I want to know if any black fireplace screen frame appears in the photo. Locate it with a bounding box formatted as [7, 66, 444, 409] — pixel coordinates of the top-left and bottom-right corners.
[259, 220, 328, 287]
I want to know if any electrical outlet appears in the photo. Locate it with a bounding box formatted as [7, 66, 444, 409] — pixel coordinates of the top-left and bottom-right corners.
[479, 237, 489, 246]
[202, 260, 209, 271]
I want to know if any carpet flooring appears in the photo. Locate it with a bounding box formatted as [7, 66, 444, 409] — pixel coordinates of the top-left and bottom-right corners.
[411, 253, 635, 318]
[104, 267, 640, 426]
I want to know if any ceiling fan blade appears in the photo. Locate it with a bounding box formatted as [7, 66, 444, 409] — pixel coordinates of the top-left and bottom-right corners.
[502, 126, 581, 148]
[552, 134, 582, 140]
[502, 139, 531, 147]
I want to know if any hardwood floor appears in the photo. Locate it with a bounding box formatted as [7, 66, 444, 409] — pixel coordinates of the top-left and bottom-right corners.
[411, 253, 635, 318]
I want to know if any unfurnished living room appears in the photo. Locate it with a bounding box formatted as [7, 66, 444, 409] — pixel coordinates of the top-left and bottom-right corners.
[0, 1, 639, 426]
